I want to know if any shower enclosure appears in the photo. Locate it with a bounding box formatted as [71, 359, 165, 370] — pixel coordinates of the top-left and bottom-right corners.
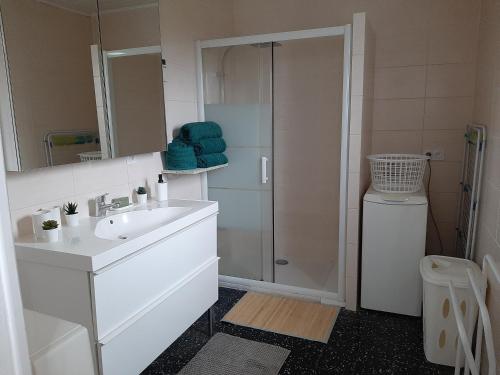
[196, 26, 351, 303]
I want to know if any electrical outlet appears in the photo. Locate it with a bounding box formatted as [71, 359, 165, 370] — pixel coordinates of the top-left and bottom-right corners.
[424, 147, 445, 161]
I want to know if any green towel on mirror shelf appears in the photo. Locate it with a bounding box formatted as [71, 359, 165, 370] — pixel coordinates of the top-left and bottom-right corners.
[193, 138, 227, 156]
[180, 121, 223, 143]
[196, 153, 228, 168]
[166, 141, 197, 170]
[51, 134, 94, 146]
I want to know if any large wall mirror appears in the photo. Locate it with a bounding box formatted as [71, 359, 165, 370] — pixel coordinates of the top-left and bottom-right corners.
[0, 0, 166, 171]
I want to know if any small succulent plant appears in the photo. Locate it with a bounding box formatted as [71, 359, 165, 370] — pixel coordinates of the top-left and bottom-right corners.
[63, 202, 78, 215]
[137, 186, 147, 195]
[42, 220, 59, 230]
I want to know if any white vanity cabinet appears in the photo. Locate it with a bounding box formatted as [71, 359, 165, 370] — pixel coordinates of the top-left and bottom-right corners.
[16, 200, 219, 375]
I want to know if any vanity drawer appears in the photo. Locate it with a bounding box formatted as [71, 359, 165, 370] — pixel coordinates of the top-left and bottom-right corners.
[92, 215, 217, 340]
[98, 259, 218, 375]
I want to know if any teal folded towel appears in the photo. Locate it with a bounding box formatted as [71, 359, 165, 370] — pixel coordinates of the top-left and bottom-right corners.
[193, 138, 227, 156]
[167, 156, 197, 170]
[166, 141, 197, 170]
[197, 153, 228, 168]
[168, 140, 195, 156]
[180, 122, 223, 143]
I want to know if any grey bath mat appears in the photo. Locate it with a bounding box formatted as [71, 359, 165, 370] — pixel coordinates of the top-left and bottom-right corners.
[177, 333, 290, 375]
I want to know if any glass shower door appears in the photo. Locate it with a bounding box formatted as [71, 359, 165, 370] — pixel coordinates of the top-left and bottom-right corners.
[201, 44, 273, 282]
[273, 36, 344, 293]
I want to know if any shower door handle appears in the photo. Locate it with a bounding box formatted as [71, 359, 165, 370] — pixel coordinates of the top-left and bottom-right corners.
[261, 156, 269, 184]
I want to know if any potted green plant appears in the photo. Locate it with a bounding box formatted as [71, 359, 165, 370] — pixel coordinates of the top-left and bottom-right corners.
[42, 219, 59, 242]
[63, 201, 79, 227]
[136, 186, 148, 205]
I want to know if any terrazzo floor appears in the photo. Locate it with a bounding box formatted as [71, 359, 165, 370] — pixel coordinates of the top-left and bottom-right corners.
[141, 287, 453, 375]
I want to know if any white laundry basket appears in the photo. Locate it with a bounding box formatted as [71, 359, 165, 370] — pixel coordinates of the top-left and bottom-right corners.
[420, 256, 485, 367]
[368, 154, 429, 193]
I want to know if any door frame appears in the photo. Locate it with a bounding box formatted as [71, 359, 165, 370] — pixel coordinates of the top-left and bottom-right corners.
[0, 8, 21, 171]
[195, 25, 351, 305]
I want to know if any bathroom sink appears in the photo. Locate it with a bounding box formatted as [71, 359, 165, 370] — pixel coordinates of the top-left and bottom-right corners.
[94, 206, 191, 241]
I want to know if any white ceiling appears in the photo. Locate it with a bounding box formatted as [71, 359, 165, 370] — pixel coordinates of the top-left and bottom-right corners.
[38, 0, 158, 16]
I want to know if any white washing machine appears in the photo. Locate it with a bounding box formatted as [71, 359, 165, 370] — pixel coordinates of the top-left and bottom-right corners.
[361, 186, 428, 316]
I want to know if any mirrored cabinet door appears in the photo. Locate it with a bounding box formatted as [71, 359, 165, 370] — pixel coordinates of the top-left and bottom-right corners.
[0, 0, 166, 171]
[97, 0, 166, 159]
[0, 0, 103, 171]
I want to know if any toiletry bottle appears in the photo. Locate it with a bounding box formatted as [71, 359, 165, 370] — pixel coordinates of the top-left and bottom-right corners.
[156, 174, 168, 202]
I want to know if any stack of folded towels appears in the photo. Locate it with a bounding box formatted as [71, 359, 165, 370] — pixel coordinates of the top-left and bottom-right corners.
[166, 121, 228, 170]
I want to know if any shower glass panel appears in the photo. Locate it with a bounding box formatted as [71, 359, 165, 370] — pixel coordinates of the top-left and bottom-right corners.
[202, 45, 273, 282]
[273, 36, 344, 293]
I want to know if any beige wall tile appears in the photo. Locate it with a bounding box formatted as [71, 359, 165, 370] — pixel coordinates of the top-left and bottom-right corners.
[367, 0, 429, 36]
[372, 99, 424, 131]
[371, 131, 423, 154]
[168, 174, 202, 200]
[483, 136, 500, 188]
[488, 93, 500, 138]
[424, 97, 473, 130]
[426, 220, 457, 256]
[362, 98, 374, 134]
[485, 272, 500, 373]
[363, 59, 375, 98]
[6, 166, 75, 211]
[345, 275, 358, 311]
[73, 158, 128, 195]
[350, 95, 363, 135]
[352, 12, 366, 55]
[164, 63, 197, 102]
[427, 0, 481, 28]
[375, 30, 427, 67]
[346, 242, 359, 279]
[426, 63, 476, 97]
[427, 22, 478, 64]
[352, 54, 366, 96]
[480, 181, 500, 238]
[475, 224, 499, 264]
[349, 134, 361, 173]
[428, 161, 462, 193]
[347, 208, 360, 245]
[374, 66, 426, 99]
[360, 130, 372, 176]
[429, 192, 459, 223]
[348, 172, 361, 209]
[165, 100, 198, 139]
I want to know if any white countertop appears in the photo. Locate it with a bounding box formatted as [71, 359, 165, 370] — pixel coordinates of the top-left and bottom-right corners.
[15, 199, 218, 272]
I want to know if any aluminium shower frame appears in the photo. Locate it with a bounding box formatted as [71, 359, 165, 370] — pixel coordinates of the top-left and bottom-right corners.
[195, 25, 352, 305]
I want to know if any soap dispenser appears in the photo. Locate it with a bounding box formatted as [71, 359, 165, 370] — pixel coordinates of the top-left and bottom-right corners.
[156, 173, 168, 202]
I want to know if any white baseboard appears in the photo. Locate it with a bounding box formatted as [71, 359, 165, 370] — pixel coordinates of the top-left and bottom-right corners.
[219, 275, 346, 307]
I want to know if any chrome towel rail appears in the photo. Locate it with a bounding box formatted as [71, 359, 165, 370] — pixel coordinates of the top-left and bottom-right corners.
[456, 124, 486, 260]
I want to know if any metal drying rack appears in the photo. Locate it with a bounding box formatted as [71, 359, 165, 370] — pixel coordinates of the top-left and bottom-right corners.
[456, 124, 486, 260]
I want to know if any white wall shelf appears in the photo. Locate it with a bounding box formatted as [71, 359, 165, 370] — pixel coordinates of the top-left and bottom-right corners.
[163, 163, 228, 175]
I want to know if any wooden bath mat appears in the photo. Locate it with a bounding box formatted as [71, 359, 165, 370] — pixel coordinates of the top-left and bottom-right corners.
[222, 292, 338, 343]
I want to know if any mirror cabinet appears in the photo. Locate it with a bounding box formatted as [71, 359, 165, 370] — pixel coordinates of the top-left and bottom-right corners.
[0, 0, 166, 171]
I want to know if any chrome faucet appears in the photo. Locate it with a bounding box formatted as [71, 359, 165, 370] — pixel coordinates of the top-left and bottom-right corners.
[93, 193, 119, 217]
